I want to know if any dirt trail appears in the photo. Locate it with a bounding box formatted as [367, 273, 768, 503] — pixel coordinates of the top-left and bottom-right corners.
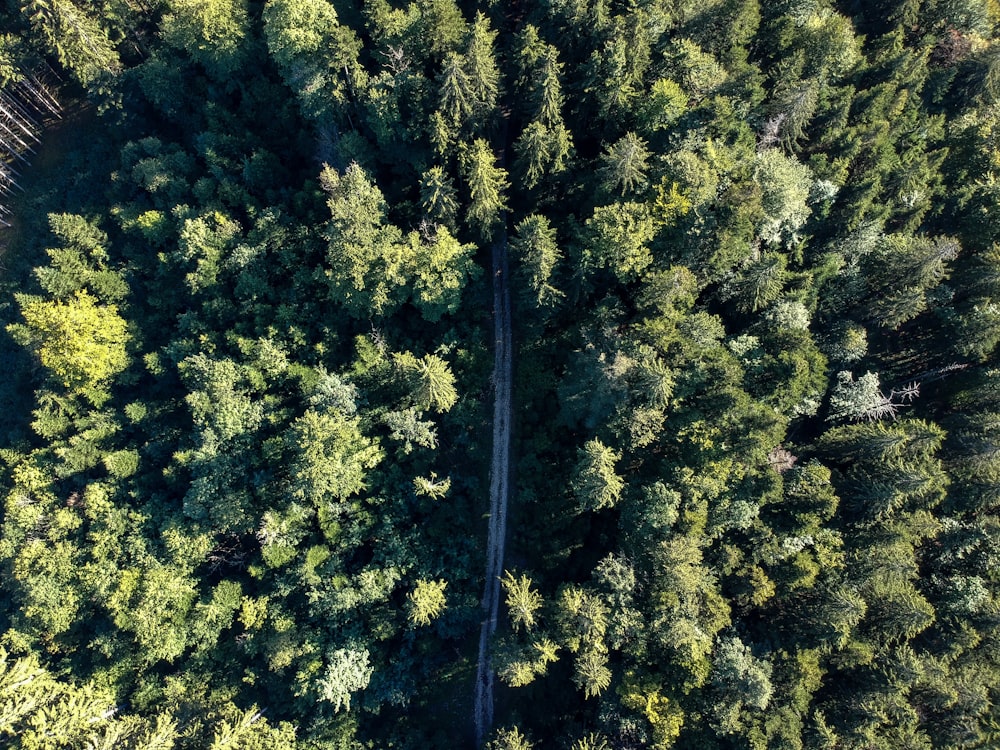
[473, 233, 512, 747]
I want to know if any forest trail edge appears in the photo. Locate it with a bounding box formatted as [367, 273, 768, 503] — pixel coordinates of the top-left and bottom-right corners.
[473, 231, 513, 747]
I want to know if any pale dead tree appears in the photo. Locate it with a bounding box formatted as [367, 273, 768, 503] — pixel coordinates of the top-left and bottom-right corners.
[0, 161, 23, 192]
[0, 67, 62, 220]
[0, 159, 22, 182]
[865, 381, 920, 422]
[767, 446, 798, 473]
[419, 216, 440, 241]
[0, 116, 36, 154]
[380, 45, 411, 76]
[35, 65, 66, 109]
[828, 371, 921, 423]
[19, 74, 62, 118]
[0, 89, 42, 133]
[369, 324, 387, 354]
[757, 113, 786, 152]
[908, 362, 970, 385]
[0, 132, 30, 164]
[0, 94, 42, 143]
[890, 381, 920, 404]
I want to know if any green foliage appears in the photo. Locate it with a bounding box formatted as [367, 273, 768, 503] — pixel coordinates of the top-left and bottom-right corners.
[383, 408, 437, 453]
[10, 290, 129, 397]
[35, 214, 128, 302]
[393, 351, 458, 413]
[180, 354, 264, 440]
[438, 52, 473, 126]
[723, 252, 788, 312]
[573, 643, 611, 698]
[711, 636, 774, 713]
[318, 648, 373, 713]
[4, 1, 1000, 748]
[496, 635, 559, 687]
[570, 734, 610, 750]
[0, 646, 183, 748]
[419, 165, 459, 228]
[639, 78, 688, 133]
[413, 473, 450, 499]
[320, 162, 407, 317]
[514, 120, 571, 189]
[510, 214, 562, 306]
[465, 12, 500, 122]
[572, 439, 625, 512]
[486, 726, 533, 750]
[175, 211, 242, 293]
[673, 39, 728, 97]
[407, 579, 447, 626]
[584, 202, 656, 281]
[209, 706, 297, 750]
[462, 137, 509, 237]
[162, 0, 250, 80]
[322, 163, 477, 320]
[262, 0, 361, 121]
[600, 132, 651, 197]
[754, 149, 814, 247]
[409, 226, 479, 322]
[503, 571, 543, 632]
[287, 408, 383, 503]
[22, 0, 121, 87]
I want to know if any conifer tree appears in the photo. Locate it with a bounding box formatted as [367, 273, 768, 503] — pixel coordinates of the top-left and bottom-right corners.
[462, 137, 509, 237]
[21, 0, 121, 87]
[573, 439, 625, 511]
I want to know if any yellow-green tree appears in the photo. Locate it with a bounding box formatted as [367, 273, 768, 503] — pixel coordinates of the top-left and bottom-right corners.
[407, 579, 448, 626]
[503, 571, 543, 632]
[393, 351, 459, 413]
[572, 439, 625, 511]
[10, 290, 129, 398]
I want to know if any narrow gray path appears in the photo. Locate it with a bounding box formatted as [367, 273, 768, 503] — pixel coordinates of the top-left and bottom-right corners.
[473, 234, 512, 747]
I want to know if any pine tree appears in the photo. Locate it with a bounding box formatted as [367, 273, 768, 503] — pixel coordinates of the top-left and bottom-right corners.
[419, 165, 459, 228]
[21, 0, 121, 87]
[318, 648, 373, 713]
[584, 202, 656, 281]
[393, 351, 459, 412]
[408, 579, 448, 626]
[465, 12, 500, 124]
[599, 132, 651, 196]
[487, 726, 533, 750]
[572, 439, 625, 511]
[262, 0, 363, 122]
[287, 408, 383, 504]
[320, 163, 411, 317]
[510, 214, 562, 306]
[439, 52, 473, 125]
[462, 137, 509, 237]
[503, 571, 544, 632]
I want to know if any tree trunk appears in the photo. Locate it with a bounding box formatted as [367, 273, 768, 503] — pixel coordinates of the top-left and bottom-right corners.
[0, 117, 36, 154]
[0, 89, 42, 133]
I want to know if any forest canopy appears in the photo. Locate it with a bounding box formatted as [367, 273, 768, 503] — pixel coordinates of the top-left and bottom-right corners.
[3, 0, 1000, 748]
